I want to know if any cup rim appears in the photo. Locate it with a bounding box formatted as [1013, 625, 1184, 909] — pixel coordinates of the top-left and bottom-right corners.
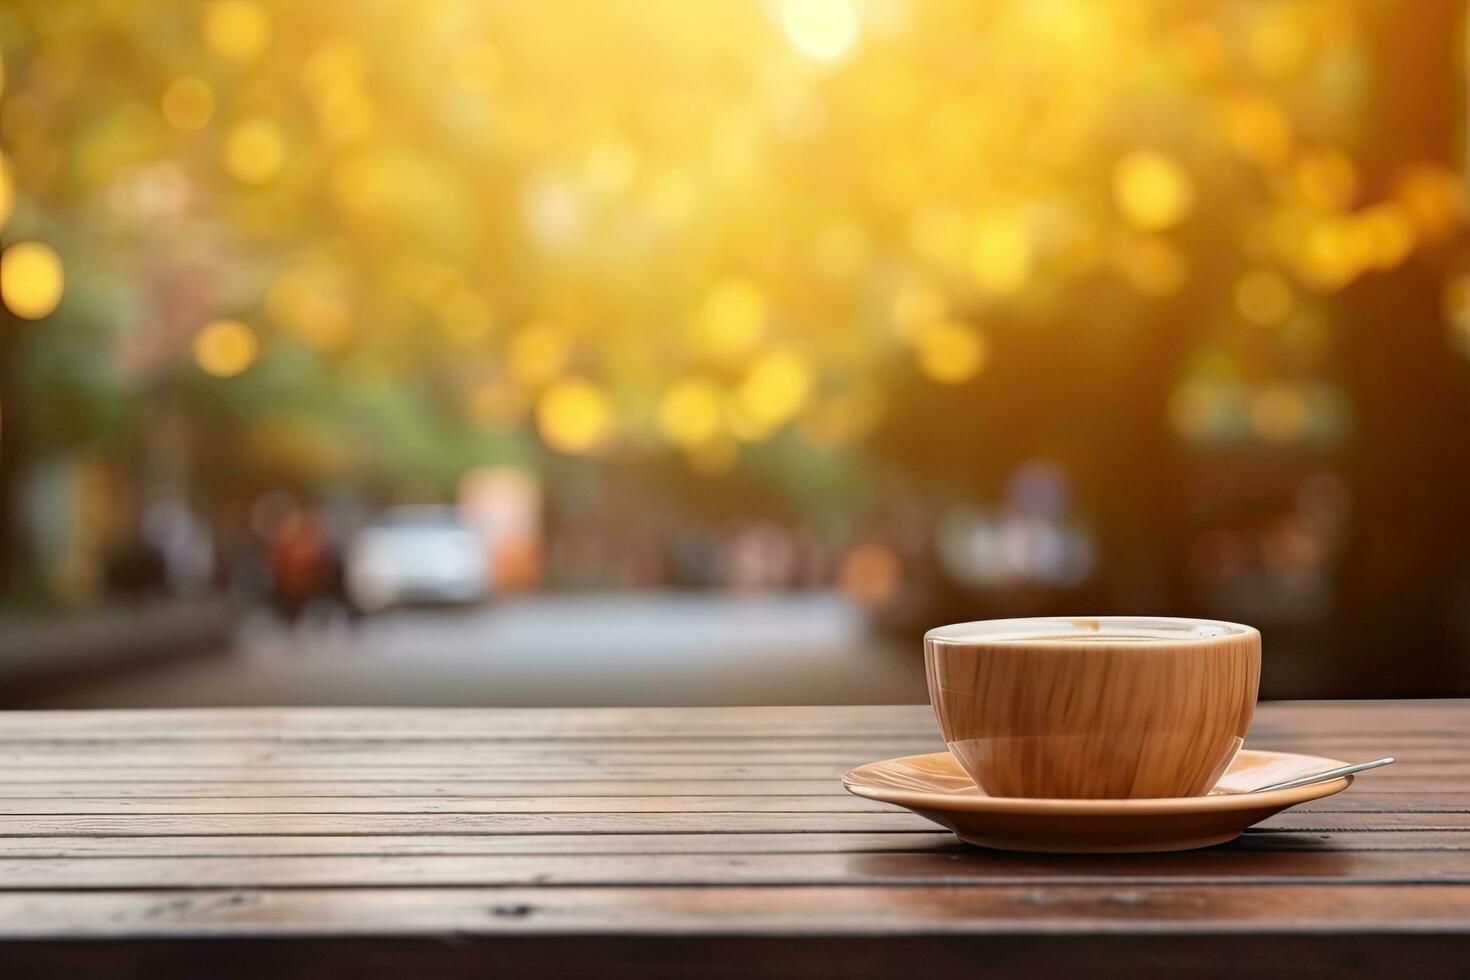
[924, 616, 1259, 648]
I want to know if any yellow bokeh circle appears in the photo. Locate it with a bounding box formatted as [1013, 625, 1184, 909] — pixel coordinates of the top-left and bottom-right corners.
[224, 119, 285, 185]
[694, 278, 766, 360]
[193, 319, 259, 377]
[1, 242, 65, 320]
[1113, 150, 1195, 231]
[732, 350, 814, 438]
[969, 215, 1032, 296]
[536, 378, 614, 455]
[914, 320, 987, 385]
[657, 379, 724, 448]
[202, 1, 271, 62]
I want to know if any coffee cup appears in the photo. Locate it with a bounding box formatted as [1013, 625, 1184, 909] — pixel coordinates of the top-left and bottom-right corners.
[924, 617, 1260, 799]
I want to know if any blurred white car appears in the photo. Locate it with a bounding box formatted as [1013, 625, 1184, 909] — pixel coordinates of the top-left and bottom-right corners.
[346, 507, 491, 612]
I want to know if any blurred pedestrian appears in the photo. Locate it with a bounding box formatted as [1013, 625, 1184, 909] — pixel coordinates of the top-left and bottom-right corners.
[267, 509, 330, 623]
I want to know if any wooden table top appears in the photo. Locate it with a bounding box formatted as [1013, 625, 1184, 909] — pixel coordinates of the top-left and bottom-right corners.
[0, 701, 1464, 978]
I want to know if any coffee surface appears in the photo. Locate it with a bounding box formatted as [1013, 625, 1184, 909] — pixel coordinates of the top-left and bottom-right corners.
[984, 633, 1178, 643]
[931, 622, 1246, 645]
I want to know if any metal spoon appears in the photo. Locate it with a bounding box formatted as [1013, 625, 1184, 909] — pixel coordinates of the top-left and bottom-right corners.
[1249, 757, 1395, 793]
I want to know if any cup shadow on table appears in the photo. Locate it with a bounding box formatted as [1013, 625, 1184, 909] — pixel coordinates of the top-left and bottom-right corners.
[845, 829, 1355, 878]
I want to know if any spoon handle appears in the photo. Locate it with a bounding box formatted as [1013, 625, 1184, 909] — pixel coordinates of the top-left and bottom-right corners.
[1250, 757, 1396, 794]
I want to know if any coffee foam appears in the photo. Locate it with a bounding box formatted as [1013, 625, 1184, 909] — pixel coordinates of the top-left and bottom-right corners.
[983, 632, 1181, 642]
[927, 619, 1249, 645]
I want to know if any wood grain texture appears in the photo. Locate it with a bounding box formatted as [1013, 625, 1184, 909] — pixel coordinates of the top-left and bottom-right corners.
[926, 622, 1260, 798]
[0, 701, 1464, 978]
[2, 882, 1470, 936]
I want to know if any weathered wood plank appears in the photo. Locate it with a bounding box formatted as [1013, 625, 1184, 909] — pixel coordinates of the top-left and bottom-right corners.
[0, 779, 853, 798]
[0, 787, 1431, 810]
[0, 701, 1458, 741]
[0, 732, 1434, 755]
[0, 739, 1448, 762]
[0, 762, 1451, 796]
[7, 848, 1470, 889]
[1259, 792, 1470, 813]
[0, 736, 947, 753]
[1, 883, 1469, 939]
[0, 764, 904, 780]
[0, 706, 943, 740]
[0, 742, 946, 761]
[0, 795, 889, 815]
[0, 794, 1454, 819]
[0, 779, 1447, 810]
[1259, 811, 1470, 831]
[0, 752, 1448, 778]
[0, 811, 934, 835]
[0, 766, 855, 783]
[3, 828, 1468, 859]
[0, 808, 1460, 836]
[0, 832, 957, 858]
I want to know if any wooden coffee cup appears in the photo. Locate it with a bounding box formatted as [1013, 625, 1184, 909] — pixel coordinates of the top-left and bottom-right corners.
[924, 617, 1260, 799]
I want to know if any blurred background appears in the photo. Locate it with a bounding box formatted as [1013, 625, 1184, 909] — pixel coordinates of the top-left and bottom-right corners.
[1, 0, 1468, 708]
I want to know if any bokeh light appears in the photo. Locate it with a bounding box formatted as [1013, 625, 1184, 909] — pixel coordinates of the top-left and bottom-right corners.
[657, 379, 725, 449]
[890, 285, 947, 342]
[1394, 164, 1466, 244]
[1218, 93, 1293, 167]
[267, 269, 354, 349]
[1169, 382, 1235, 443]
[224, 119, 285, 185]
[193, 319, 260, 377]
[781, 0, 860, 63]
[970, 215, 1033, 296]
[1113, 151, 1195, 231]
[508, 323, 572, 387]
[1235, 270, 1295, 326]
[536, 378, 614, 455]
[1251, 383, 1309, 444]
[202, 1, 271, 62]
[161, 77, 217, 131]
[1294, 150, 1358, 211]
[732, 351, 814, 438]
[694, 279, 766, 362]
[914, 321, 987, 385]
[0, 242, 65, 320]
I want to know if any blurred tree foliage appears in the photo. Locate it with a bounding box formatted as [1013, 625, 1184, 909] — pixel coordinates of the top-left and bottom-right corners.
[0, 0, 1464, 511]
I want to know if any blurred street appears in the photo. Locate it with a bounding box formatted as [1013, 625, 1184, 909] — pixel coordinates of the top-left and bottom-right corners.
[34, 591, 926, 708]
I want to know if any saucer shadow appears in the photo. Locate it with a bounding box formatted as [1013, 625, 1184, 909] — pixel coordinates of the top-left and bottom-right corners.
[844, 830, 1356, 877]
